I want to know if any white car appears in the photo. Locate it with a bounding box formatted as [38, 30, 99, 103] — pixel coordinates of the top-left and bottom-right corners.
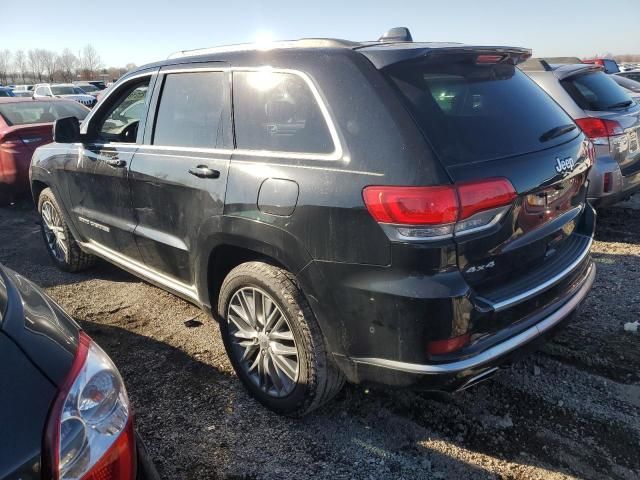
[33, 83, 96, 108]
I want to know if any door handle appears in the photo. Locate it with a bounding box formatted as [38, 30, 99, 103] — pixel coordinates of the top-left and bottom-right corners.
[105, 159, 126, 168]
[189, 165, 220, 179]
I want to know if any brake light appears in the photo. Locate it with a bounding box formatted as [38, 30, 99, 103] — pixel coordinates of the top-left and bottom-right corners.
[457, 178, 517, 220]
[476, 54, 505, 64]
[603, 172, 613, 193]
[362, 186, 458, 225]
[44, 331, 135, 480]
[427, 333, 471, 355]
[363, 178, 516, 240]
[575, 118, 624, 139]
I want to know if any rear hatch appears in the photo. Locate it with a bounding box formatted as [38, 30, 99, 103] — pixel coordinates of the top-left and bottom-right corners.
[378, 48, 593, 301]
[559, 69, 640, 177]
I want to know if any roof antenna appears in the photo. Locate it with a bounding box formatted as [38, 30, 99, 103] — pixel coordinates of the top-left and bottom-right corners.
[378, 27, 413, 43]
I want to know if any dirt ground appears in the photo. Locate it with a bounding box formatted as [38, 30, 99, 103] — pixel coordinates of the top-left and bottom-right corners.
[1, 197, 639, 480]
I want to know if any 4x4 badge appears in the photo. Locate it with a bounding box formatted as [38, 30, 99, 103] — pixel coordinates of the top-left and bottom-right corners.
[555, 156, 576, 174]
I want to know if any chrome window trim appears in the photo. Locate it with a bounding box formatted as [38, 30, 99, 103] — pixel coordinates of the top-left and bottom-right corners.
[80, 70, 157, 135]
[350, 263, 595, 375]
[78, 66, 344, 162]
[156, 66, 344, 161]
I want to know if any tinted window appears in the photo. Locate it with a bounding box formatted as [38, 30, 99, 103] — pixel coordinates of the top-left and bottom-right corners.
[233, 71, 334, 154]
[386, 60, 577, 166]
[561, 71, 633, 111]
[153, 72, 226, 149]
[0, 101, 89, 126]
[97, 80, 149, 143]
[51, 86, 76, 95]
[603, 59, 620, 74]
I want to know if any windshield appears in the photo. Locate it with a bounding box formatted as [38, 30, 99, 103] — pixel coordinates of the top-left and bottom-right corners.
[78, 84, 98, 92]
[385, 59, 578, 166]
[51, 86, 76, 95]
[561, 71, 634, 111]
[0, 101, 89, 126]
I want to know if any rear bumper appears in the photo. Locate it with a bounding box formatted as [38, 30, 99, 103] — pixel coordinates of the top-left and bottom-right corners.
[345, 261, 594, 391]
[587, 153, 640, 207]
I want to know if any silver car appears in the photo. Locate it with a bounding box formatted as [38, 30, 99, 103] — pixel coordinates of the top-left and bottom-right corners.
[522, 59, 640, 207]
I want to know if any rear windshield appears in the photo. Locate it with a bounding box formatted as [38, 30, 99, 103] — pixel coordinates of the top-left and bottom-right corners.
[51, 86, 76, 95]
[561, 71, 634, 111]
[385, 60, 578, 166]
[603, 59, 620, 74]
[0, 101, 89, 126]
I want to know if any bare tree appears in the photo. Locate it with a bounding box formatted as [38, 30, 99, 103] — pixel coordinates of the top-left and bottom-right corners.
[79, 44, 102, 79]
[58, 48, 78, 82]
[41, 50, 58, 82]
[28, 49, 46, 82]
[14, 50, 26, 83]
[0, 50, 11, 84]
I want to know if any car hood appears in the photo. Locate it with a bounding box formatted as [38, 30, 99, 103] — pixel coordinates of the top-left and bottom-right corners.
[0, 265, 79, 387]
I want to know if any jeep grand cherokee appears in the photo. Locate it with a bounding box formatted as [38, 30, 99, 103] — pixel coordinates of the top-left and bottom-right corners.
[30, 28, 596, 415]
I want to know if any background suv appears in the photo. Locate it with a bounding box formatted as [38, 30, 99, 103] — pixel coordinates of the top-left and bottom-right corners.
[522, 59, 640, 206]
[33, 83, 97, 108]
[31, 29, 596, 415]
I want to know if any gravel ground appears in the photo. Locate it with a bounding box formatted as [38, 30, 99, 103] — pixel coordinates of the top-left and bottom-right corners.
[1, 197, 639, 480]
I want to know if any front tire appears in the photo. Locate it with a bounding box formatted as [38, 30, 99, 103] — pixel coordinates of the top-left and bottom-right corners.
[218, 262, 344, 416]
[38, 188, 96, 272]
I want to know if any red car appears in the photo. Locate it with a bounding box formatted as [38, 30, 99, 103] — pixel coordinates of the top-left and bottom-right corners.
[0, 98, 89, 205]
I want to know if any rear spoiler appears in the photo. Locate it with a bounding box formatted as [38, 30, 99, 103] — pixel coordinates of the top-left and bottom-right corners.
[358, 45, 532, 70]
[519, 58, 603, 80]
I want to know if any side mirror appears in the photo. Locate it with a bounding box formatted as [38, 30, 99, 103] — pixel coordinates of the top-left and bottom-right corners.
[53, 116, 80, 143]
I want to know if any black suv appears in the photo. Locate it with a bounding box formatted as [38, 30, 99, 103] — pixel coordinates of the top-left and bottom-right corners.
[30, 29, 596, 415]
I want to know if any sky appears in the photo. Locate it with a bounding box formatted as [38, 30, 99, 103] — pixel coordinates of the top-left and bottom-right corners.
[4, 0, 640, 68]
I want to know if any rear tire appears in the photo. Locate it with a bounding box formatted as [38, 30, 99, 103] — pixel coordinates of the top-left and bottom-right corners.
[38, 188, 96, 272]
[218, 261, 345, 416]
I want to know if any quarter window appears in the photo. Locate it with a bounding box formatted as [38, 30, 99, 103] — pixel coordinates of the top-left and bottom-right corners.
[233, 71, 334, 154]
[96, 79, 150, 143]
[153, 72, 226, 149]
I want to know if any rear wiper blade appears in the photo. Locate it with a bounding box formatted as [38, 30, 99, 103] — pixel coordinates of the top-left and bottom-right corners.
[607, 100, 633, 109]
[539, 124, 577, 142]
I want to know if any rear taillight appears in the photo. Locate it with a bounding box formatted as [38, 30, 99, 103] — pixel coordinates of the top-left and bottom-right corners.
[44, 332, 135, 480]
[363, 178, 516, 240]
[427, 333, 471, 355]
[575, 117, 626, 149]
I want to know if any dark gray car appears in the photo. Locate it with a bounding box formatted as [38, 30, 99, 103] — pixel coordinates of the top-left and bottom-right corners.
[522, 59, 640, 207]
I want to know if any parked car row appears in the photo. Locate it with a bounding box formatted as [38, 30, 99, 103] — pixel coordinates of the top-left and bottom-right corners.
[0, 81, 107, 105]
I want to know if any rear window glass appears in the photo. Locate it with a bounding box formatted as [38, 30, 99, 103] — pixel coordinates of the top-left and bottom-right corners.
[153, 71, 226, 149]
[603, 60, 620, 74]
[233, 71, 334, 154]
[561, 71, 633, 111]
[0, 101, 89, 126]
[385, 60, 578, 166]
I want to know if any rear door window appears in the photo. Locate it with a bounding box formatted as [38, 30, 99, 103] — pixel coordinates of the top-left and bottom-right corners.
[153, 71, 226, 149]
[561, 71, 633, 111]
[232, 71, 334, 154]
[385, 60, 578, 166]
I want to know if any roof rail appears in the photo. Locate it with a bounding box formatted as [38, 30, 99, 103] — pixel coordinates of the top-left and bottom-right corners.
[168, 38, 358, 59]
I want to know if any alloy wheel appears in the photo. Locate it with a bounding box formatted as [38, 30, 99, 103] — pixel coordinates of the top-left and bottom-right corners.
[41, 200, 67, 262]
[227, 287, 299, 398]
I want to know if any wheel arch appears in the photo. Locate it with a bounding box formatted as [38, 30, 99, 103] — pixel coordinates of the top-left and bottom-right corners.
[194, 216, 315, 317]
